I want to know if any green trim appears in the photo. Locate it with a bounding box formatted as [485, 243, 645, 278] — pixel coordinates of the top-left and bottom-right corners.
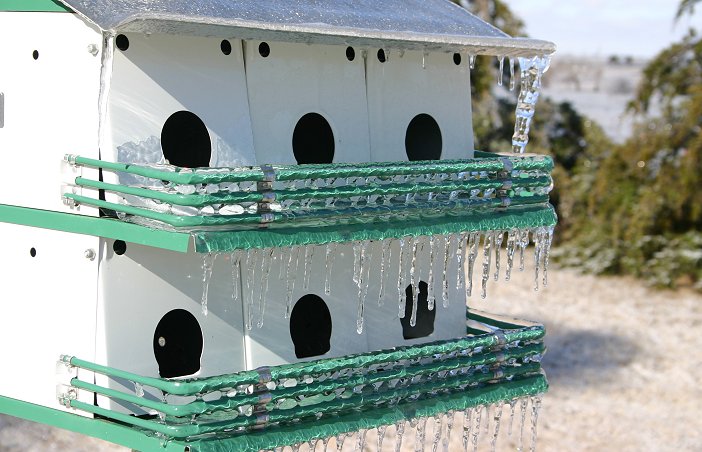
[0, 396, 187, 452]
[187, 375, 548, 452]
[0, 204, 191, 253]
[0, 0, 72, 12]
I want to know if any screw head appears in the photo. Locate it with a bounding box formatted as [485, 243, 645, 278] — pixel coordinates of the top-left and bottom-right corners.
[84, 249, 96, 260]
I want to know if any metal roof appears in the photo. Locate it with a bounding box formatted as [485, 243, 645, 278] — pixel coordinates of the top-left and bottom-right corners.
[59, 0, 554, 57]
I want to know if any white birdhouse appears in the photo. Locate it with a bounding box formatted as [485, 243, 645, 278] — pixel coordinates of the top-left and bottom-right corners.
[0, 1, 556, 450]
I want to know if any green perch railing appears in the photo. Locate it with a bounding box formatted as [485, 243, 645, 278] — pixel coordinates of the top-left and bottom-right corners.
[48, 310, 547, 451]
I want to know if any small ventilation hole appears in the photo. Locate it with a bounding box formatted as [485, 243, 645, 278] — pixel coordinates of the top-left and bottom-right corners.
[220, 40, 232, 55]
[116, 34, 129, 51]
[29, 247, 36, 257]
[453, 53, 462, 66]
[113, 240, 127, 256]
[259, 42, 271, 58]
[377, 49, 386, 63]
[32, 50, 39, 60]
[290, 294, 332, 359]
[346, 46, 356, 61]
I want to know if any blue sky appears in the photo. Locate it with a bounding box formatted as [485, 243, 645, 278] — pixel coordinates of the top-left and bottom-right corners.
[503, 0, 702, 58]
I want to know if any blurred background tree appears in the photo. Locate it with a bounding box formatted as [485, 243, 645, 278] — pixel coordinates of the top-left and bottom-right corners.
[455, 0, 702, 290]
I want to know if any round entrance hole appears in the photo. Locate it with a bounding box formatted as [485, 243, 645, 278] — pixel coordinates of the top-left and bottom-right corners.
[161, 111, 211, 168]
[153, 309, 203, 378]
[405, 113, 442, 161]
[292, 113, 335, 164]
[290, 294, 332, 359]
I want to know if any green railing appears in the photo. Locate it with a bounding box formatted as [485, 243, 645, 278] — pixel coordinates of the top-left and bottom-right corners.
[58, 310, 547, 451]
[62, 152, 556, 252]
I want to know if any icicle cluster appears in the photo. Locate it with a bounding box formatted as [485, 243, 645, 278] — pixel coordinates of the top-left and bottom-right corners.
[198, 228, 554, 337]
[261, 395, 544, 452]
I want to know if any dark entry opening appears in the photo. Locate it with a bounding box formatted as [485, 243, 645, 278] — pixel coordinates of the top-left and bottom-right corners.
[161, 110, 211, 168]
[292, 113, 335, 164]
[401, 281, 436, 340]
[290, 294, 332, 359]
[405, 113, 442, 161]
[153, 309, 203, 378]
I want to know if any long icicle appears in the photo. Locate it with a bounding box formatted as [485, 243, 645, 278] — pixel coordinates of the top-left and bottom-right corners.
[325, 242, 337, 295]
[456, 232, 467, 290]
[466, 232, 479, 298]
[409, 238, 420, 327]
[427, 235, 437, 310]
[285, 246, 300, 318]
[494, 231, 505, 281]
[379, 238, 392, 305]
[481, 232, 494, 299]
[356, 241, 371, 334]
[543, 227, 554, 287]
[201, 253, 216, 316]
[398, 237, 410, 318]
[506, 230, 517, 281]
[462, 408, 472, 452]
[245, 249, 258, 330]
[257, 248, 274, 328]
[441, 235, 452, 307]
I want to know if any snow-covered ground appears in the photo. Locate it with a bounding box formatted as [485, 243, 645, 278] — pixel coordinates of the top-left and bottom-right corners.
[541, 55, 648, 143]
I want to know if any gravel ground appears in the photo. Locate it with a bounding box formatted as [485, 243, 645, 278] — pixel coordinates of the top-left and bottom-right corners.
[2, 259, 701, 451]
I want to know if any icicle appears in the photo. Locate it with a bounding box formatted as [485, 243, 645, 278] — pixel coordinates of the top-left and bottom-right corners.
[325, 243, 337, 295]
[534, 228, 545, 291]
[543, 227, 554, 287]
[493, 231, 504, 281]
[308, 439, 316, 452]
[512, 56, 552, 154]
[517, 398, 528, 452]
[427, 235, 437, 310]
[394, 421, 405, 452]
[455, 232, 467, 290]
[422, 51, 428, 69]
[472, 407, 482, 452]
[497, 56, 505, 86]
[505, 230, 517, 281]
[443, 411, 454, 452]
[279, 247, 290, 279]
[356, 428, 367, 451]
[356, 241, 371, 334]
[409, 238, 420, 327]
[529, 396, 543, 452]
[335, 433, 346, 452]
[397, 237, 409, 318]
[469, 54, 476, 70]
[462, 409, 472, 452]
[507, 400, 516, 437]
[285, 246, 300, 318]
[466, 232, 479, 298]
[431, 415, 443, 452]
[201, 253, 216, 316]
[377, 424, 388, 450]
[303, 245, 314, 290]
[490, 402, 504, 452]
[231, 250, 243, 303]
[257, 248, 274, 328]
[379, 239, 392, 305]
[415, 418, 427, 452]
[441, 235, 451, 307]
[245, 249, 258, 330]
[133, 382, 144, 397]
[481, 232, 494, 299]
[519, 230, 530, 272]
[485, 405, 492, 435]
[509, 57, 516, 91]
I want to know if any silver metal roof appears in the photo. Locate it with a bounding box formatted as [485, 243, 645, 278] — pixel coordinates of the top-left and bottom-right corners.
[60, 0, 555, 56]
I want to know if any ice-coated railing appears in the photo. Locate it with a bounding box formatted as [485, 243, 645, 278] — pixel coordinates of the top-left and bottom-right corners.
[58, 310, 547, 452]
